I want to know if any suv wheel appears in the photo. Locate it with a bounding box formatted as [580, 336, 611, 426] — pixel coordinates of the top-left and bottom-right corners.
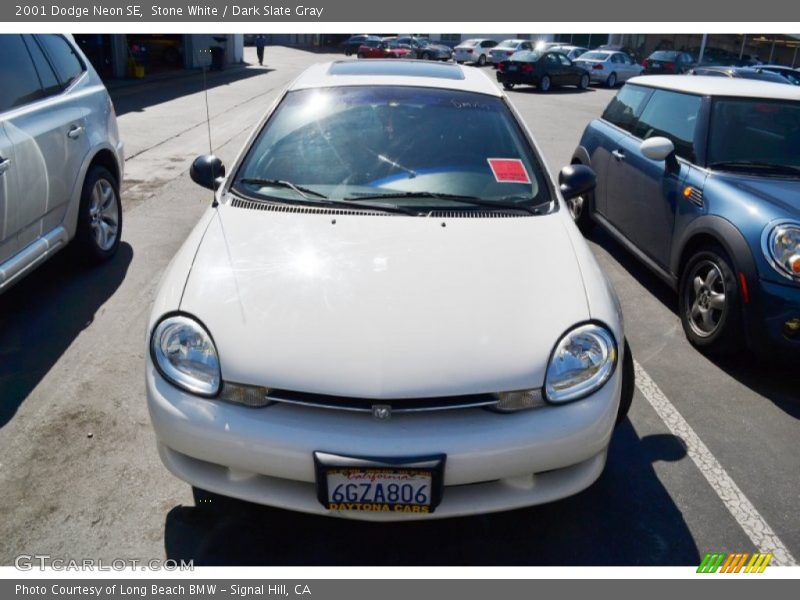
[678, 245, 743, 352]
[75, 165, 122, 263]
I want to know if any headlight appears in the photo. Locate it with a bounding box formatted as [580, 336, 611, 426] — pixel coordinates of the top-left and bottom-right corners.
[763, 221, 800, 281]
[151, 315, 221, 396]
[545, 323, 617, 403]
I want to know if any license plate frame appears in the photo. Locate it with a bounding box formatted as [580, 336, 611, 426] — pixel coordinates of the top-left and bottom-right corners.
[314, 451, 446, 514]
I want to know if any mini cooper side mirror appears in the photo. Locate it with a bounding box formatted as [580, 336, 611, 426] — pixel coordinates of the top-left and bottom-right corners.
[190, 155, 225, 191]
[559, 164, 596, 201]
[640, 136, 675, 162]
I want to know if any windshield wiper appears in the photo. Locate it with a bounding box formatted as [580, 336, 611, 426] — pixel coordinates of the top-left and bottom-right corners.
[344, 191, 547, 214]
[708, 161, 800, 176]
[238, 178, 329, 199]
[232, 185, 421, 216]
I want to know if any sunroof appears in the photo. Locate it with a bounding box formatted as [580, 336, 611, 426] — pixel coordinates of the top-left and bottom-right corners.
[329, 60, 465, 80]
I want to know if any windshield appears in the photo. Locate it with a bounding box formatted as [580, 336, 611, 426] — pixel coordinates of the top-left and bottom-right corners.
[232, 86, 550, 211]
[707, 98, 800, 173]
[510, 51, 542, 62]
[496, 41, 521, 49]
[459, 39, 480, 47]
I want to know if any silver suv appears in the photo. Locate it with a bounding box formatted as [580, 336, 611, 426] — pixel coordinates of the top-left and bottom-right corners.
[0, 34, 124, 292]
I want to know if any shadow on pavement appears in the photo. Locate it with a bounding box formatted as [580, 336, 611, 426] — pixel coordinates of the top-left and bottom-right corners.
[506, 86, 595, 95]
[0, 243, 133, 428]
[110, 68, 273, 116]
[162, 423, 698, 566]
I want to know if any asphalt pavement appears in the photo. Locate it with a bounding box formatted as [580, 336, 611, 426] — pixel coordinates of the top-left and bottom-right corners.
[0, 46, 797, 567]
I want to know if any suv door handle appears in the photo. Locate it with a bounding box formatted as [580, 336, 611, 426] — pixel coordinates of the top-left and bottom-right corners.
[611, 149, 626, 161]
[0, 157, 9, 175]
[67, 125, 84, 139]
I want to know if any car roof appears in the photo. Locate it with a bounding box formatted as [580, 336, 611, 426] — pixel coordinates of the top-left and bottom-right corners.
[289, 60, 502, 97]
[626, 75, 800, 99]
[498, 39, 528, 44]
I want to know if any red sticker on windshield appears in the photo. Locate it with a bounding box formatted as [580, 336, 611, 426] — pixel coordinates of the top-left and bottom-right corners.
[487, 158, 531, 183]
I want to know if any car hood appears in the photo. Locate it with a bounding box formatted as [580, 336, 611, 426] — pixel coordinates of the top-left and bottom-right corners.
[179, 203, 590, 399]
[714, 173, 800, 214]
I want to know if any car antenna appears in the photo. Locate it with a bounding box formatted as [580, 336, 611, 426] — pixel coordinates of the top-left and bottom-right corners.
[201, 48, 213, 154]
[200, 47, 218, 206]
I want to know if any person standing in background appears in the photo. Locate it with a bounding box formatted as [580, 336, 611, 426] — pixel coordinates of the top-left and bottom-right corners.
[255, 34, 267, 65]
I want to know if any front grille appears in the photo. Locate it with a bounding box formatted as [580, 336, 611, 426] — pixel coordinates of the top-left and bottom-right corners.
[264, 389, 500, 413]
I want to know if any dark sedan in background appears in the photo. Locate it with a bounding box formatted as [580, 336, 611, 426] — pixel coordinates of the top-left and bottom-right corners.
[341, 35, 381, 56]
[642, 50, 696, 74]
[496, 50, 590, 92]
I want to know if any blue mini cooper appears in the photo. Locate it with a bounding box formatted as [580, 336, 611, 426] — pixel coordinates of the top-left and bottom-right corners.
[571, 75, 799, 355]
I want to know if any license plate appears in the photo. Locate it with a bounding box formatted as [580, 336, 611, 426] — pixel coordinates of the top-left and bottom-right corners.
[507, 65, 518, 72]
[652, 63, 662, 69]
[314, 452, 445, 514]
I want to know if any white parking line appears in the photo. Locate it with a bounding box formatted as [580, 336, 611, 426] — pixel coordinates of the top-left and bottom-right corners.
[633, 360, 797, 566]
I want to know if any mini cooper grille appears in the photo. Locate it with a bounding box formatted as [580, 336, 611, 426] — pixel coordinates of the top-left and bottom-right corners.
[264, 389, 501, 413]
[228, 198, 527, 218]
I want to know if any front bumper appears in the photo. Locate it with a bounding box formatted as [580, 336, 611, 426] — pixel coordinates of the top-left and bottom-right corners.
[147, 355, 622, 520]
[749, 278, 800, 355]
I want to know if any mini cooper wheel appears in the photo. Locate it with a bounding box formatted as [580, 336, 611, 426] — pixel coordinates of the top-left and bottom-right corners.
[539, 75, 552, 92]
[76, 165, 122, 263]
[678, 245, 742, 352]
[578, 73, 590, 89]
[606, 72, 617, 88]
[503, 82, 515, 90]
[478, 54, 487, 66]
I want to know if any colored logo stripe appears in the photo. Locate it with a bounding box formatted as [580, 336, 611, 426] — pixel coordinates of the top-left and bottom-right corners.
[697, 552, 773, 573]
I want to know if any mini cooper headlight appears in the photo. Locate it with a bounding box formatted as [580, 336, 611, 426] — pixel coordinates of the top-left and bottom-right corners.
[151, 315, 221, 396]
[545, 323, 617, 403]
[763, 222, 800, 281]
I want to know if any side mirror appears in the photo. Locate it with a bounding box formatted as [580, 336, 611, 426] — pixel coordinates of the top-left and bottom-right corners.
[190, 154, 225, 191]
[559, 164, 596, 200]
[640, 137, 675, 162]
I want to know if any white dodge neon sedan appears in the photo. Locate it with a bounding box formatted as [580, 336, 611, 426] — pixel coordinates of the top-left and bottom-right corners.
[146, 60, 633, 520]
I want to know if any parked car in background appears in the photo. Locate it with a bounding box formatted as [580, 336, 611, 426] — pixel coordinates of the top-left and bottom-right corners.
[393, 37, 453, 61]
[357, 39, 412, 59]
[497, 50, 590, 92]
[550, 45, 590, 61]
[757, 65, 800, 85]
[489, 39, 534, 66]
[571, 76, 800, 356]
[573, 50, 644, 87]
[691, 46, 739, 66]
[149, 59, 634, 520]
[0, 34, 124, 293]
[454, 38, 498, 66]
[642, 50, 696, 74]
[595, 44, 639, 63]
[689, 66, 792, 84]
[341, 35, 381, 56]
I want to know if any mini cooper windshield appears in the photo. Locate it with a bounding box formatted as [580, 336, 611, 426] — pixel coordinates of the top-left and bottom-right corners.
[707, 98, 800, 176]
[232, 86, 552, 212]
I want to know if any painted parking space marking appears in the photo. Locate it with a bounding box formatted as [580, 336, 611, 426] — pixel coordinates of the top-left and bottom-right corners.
[634, 360, 796, 566]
